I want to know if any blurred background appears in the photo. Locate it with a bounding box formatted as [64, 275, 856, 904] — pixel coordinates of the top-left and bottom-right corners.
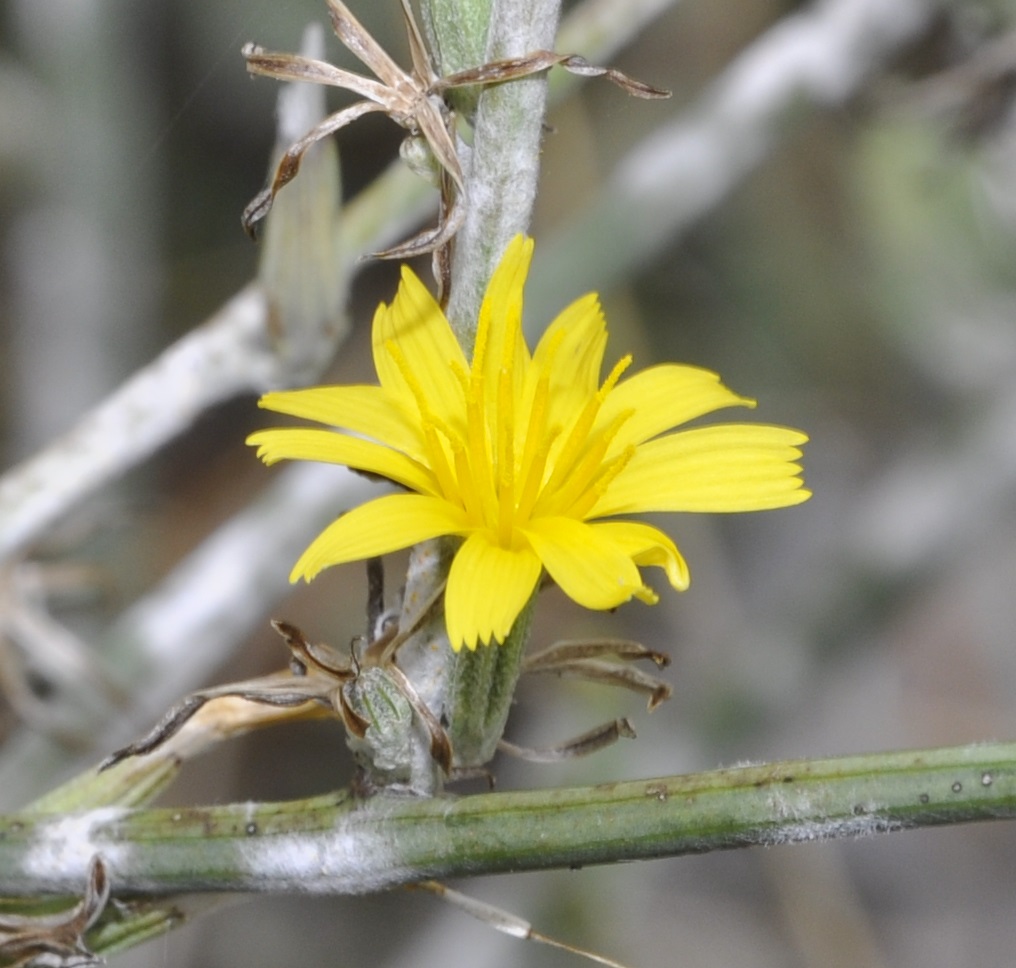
[3, 0, 1016, 965]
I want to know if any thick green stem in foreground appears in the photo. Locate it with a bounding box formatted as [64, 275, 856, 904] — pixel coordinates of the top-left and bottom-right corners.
[3, 743, 1015, 898]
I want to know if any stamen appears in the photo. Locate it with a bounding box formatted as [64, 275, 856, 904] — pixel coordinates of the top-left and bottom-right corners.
[471, 297, 492, 381]
[384, 338, 443, 419]
[515, 425, 558, 523]
[450, 358, 470, 394]
[540, 359, 631, 501]
[600, 354, 633, 397]
[450, 434, 487, 524]
[515, 372, 552, 513]
[541, 413, 592, 499]
[538, 411, 633, 519]
[569, 443, 637, 520]
[421, 422, 460, 503]
[536, 355, 629, 505]
[520, 323, 561, 431]
[538, 435, 607, 518]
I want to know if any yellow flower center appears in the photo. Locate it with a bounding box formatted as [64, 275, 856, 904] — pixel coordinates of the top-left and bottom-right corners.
[386, 301, 639, 554]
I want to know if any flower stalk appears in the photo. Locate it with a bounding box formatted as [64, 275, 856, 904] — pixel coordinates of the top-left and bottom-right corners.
[381, 0, 564, 783]
[442, 593, 536, 766]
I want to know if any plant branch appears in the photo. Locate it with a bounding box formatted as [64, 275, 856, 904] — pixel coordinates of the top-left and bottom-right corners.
[2, 743, 1014, 897]
[0, 285, 273, 562]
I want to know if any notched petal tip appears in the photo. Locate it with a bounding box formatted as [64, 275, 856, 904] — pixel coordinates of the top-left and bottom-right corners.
[290, 546, 329, 584]
[245, 431, 280, 465]
[782, 485, 813, 506]
[257, 390, 307, 415]
[445, 532, 542, 653]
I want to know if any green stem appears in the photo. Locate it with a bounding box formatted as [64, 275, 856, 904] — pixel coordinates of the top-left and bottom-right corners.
[443, 594, 536, 767]
[4, 743, 1015, 899]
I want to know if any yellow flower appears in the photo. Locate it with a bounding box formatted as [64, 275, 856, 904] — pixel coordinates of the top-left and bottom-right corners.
[248, 236, 810, 651]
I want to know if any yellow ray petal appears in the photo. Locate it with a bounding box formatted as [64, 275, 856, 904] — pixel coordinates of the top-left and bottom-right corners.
[591, 424, 810, 516]
[521, 516, 649, 610]
[258, 385, 423, 458]
[590, 520, 690, 590]
[291, 493, 471, 582]
[598, 364, 756, 454]
[445, 531, 542, 650]
[373, 267, 467, 422]
[531, 292, 607, 402]
[370, 300, 405, 405]
[477, 235, 533, 398]
[246, 428, 436, 495]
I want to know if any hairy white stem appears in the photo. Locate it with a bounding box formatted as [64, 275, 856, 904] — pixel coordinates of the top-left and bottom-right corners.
[444, 0, 563, 341]
[0, 286, 274, 562]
